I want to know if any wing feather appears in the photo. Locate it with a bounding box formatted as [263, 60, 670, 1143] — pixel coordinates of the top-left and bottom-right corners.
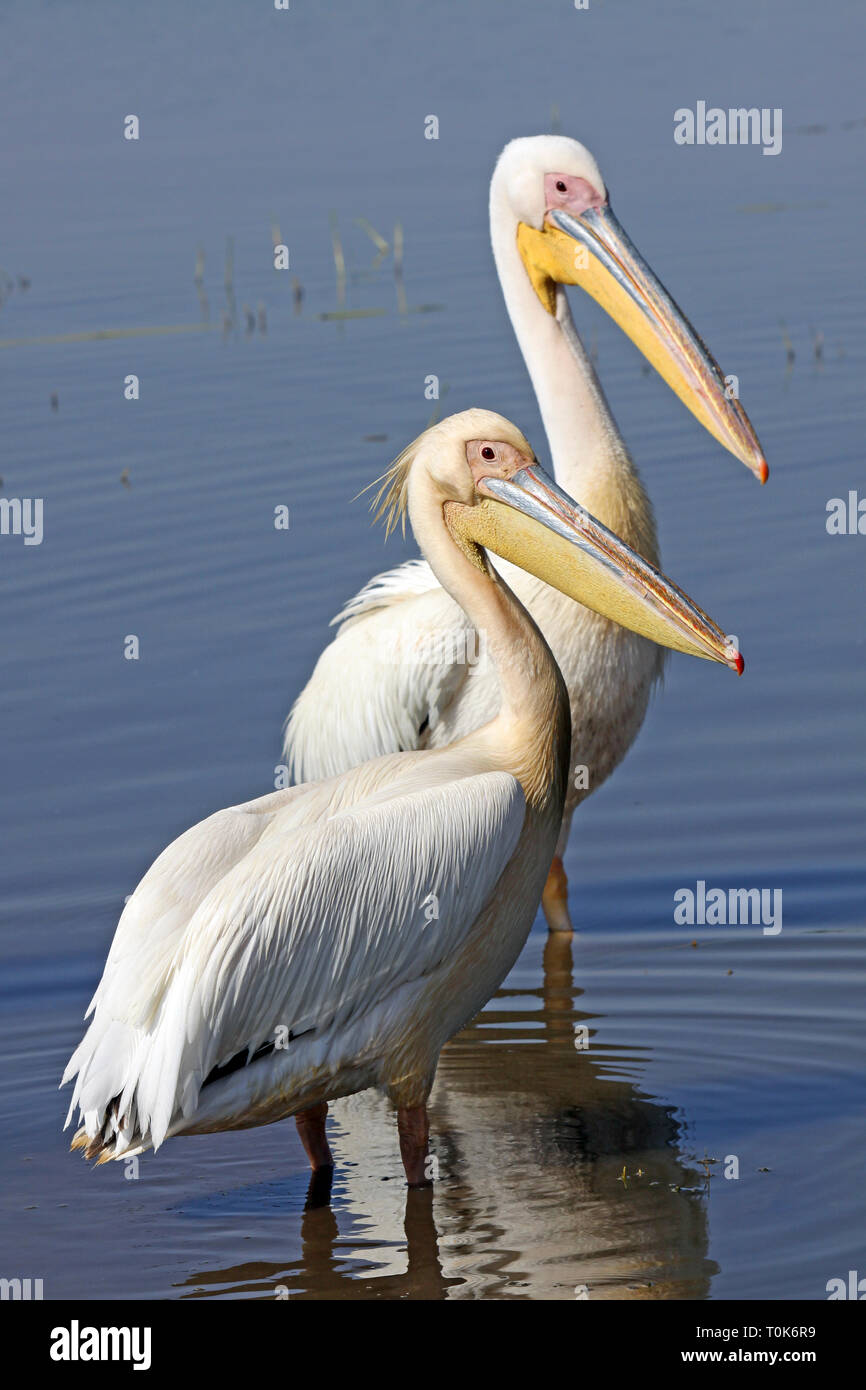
[64, 768, 525, 1153]
[284, 568, 475, 782]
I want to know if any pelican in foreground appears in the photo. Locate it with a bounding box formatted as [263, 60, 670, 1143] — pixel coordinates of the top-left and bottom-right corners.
[63, 410, 741, 1185]
[284, 134, 766, 932]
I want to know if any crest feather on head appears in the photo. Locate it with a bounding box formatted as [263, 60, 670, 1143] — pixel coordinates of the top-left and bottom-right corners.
[368, 433, 423, 539]
[366, 409, 534, 538]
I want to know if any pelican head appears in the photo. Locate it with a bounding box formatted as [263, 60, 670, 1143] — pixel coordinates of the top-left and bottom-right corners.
[375, 409, 742, 671]
[491, 135, 768, 484]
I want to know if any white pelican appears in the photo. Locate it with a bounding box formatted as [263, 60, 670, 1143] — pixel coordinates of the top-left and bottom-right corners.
[284, 135, 766, 932]
[62, 410, 741, 1185]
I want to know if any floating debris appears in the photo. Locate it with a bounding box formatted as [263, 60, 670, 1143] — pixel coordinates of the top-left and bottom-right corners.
[223, 236, 237, 330]
[1, 323, 216, 350]
[316, 307, 387, 322]
[50, 392, 59, 411]
[194, 244, 209, 322]
[120, 468, 131, 488]
[243, 303, 256, 334]
[354, 216, 389, 269]
[393, 220, 407, 315]
[329, 210, 347, 309]
[292, 277, 304, 314]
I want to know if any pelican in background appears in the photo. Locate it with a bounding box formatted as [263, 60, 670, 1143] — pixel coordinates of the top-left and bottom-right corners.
[284, 135, 766, 931]
[63, 410, 741, 1185]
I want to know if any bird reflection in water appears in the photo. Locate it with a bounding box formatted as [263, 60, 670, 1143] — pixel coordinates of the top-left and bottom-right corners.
[176, 933, 717, 1301]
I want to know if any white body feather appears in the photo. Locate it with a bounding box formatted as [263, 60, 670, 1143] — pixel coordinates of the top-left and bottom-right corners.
[63, 749, 540, 1158]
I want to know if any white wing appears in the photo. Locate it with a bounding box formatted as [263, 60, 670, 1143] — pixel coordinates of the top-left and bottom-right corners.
[64, 762, 525, 1155]
[284, 560, 478, 782]
[331, 557, 440, 625]
[62, 783, 321, 1139]
[79, 787, 307, 1020]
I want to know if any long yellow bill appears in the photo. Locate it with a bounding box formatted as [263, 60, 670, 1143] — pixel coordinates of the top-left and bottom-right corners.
[448, 460, 743, 672]
[517, 204, 768, 484]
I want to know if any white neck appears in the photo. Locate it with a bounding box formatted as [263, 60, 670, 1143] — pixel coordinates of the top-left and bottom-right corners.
[489, 187, 629, 513]
[407, 467, 568, 809]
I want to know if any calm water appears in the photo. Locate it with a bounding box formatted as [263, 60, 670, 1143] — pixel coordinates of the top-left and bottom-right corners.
[1, 0, 864, 1300]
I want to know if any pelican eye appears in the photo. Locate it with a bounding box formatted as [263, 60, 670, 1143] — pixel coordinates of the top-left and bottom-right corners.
[481, 447, 496, 460]
[555, 180, 567, 192]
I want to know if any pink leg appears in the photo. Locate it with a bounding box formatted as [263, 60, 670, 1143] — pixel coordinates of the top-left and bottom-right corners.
[398, 1105, 432, 1188]
[295, 1102, 333, 1171]
[541, 855, 573, 933]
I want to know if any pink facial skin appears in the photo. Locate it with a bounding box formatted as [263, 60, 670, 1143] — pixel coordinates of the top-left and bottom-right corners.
[543, 172, 606, 219]
[465, 439, 533, 490]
